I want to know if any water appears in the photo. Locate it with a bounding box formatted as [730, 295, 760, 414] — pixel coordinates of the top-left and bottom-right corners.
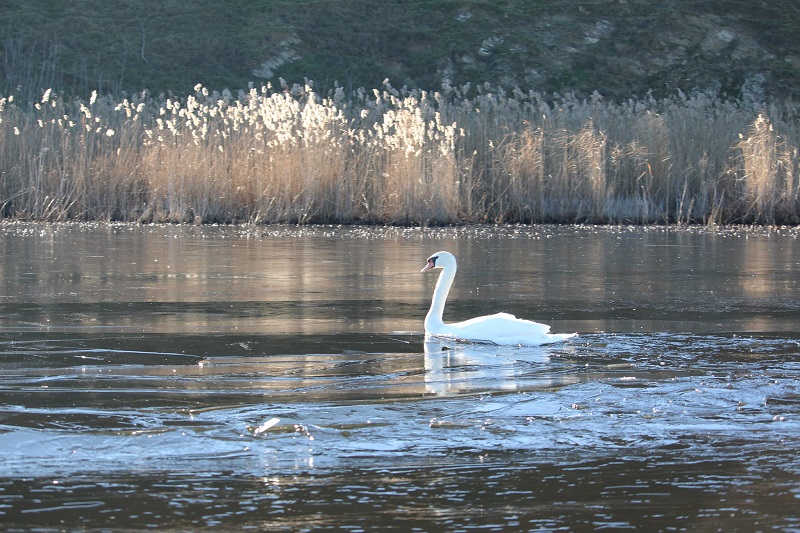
[0, 223, 799, 531]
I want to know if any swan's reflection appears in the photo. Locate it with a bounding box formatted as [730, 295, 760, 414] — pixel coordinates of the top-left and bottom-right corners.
[423, 336, 559, 396]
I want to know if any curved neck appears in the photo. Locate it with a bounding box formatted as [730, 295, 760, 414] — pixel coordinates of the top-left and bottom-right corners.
[425, 264, 456, 330]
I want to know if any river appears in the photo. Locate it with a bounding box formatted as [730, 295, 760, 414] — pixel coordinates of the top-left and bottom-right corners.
[0, 223, 798, 530]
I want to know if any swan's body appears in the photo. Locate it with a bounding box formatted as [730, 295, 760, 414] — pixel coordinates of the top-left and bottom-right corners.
[421, 251, 576, 346]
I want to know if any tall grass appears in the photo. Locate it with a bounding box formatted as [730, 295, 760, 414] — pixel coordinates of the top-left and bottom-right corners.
[1, 82, 799, 225]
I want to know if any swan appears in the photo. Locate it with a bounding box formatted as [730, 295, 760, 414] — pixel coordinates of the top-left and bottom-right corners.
[421, 251, 576, 346]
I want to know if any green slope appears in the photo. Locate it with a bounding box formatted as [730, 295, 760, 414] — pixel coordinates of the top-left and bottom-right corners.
[2, 0, 799, 100]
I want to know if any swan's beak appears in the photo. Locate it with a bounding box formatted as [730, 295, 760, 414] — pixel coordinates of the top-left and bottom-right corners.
[421, 259, 435, 272]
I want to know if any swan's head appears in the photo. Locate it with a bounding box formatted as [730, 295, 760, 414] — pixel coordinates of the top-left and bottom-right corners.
[421, 251, 456, 273]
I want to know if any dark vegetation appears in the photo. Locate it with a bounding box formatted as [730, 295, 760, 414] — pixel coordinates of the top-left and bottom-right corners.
[3, 0, 800, 102]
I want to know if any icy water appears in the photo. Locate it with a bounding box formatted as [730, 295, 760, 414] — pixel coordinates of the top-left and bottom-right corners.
[0, 223, 798, 531]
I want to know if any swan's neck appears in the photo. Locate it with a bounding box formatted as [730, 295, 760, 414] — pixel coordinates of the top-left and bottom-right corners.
[425, 264, 456, 331]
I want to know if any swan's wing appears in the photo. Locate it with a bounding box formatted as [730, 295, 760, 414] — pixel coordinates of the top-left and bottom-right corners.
[450, 312, 553, 336]
[446, 313, 550, 344]
[433, 313, 575, 346]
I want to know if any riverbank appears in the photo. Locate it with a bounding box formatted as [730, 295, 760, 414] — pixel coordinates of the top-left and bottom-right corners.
[3, 219, 799, 243]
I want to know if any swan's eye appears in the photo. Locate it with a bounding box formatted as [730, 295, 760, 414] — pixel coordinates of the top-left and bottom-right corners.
[429, 256, 438, 266]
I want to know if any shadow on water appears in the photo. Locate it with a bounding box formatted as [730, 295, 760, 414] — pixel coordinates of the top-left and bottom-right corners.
[0, 224, 799, 530]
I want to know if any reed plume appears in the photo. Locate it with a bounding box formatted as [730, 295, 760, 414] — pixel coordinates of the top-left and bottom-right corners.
[1, 83, 798, 225]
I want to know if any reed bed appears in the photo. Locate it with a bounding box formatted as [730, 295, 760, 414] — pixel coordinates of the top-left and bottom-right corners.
[1, 82, 799, 225]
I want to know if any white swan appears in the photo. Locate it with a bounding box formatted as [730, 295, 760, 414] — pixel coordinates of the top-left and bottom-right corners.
[421, 251, 576, 346]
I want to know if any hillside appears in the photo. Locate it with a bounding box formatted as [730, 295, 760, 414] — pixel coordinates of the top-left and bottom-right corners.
[2, 0, 799, 101]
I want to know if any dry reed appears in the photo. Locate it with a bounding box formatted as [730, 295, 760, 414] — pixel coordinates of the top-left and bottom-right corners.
[1, 82, 799, 225]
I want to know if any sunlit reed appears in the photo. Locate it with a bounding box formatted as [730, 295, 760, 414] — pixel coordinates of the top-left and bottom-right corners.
[1, 82, 798, 225]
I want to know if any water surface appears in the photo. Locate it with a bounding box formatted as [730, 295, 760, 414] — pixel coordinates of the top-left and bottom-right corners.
[0, 223, 798, 530]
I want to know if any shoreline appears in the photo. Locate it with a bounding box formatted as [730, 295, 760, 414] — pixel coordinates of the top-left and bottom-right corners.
[2, 219, 798, 239]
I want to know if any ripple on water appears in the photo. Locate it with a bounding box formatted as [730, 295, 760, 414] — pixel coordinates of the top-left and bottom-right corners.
[0, 304, 799, 526]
